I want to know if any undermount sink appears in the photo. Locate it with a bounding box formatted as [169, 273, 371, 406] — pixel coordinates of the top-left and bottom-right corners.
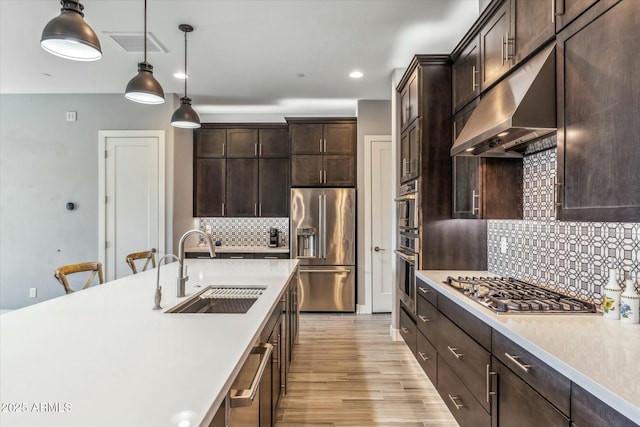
[167, 286, 266, 314]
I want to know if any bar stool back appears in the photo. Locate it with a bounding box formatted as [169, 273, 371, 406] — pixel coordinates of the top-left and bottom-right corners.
[54, 262, 104, 294]
[126, 250, 156, 274]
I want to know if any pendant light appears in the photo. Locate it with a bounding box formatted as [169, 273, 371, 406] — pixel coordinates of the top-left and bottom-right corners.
[171, 24, 200, 128]
[125, 0, 165, 104]
[41, 0, 102, 61]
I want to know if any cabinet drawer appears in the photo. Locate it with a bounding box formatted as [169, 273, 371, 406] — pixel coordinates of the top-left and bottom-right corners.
[438, 314, 491, 412]
[416, 331, 437, 386]
[437, 356, 491, 427]
[219, 253, 255, 259]
[399, 307, 417, 355]
[492, 330, 570, 416]
[416, 295, 438, 343]
[253, 253, 289, 259]
[438, 294, 491, 350]
[416, 277, 437, 306]
[571, 383, 639, 427]
[492, 357, 570, 427]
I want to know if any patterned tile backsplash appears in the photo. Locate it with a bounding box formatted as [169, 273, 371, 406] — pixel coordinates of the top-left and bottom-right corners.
[196, 217, 289, 247]
[487, 145, 640, 304]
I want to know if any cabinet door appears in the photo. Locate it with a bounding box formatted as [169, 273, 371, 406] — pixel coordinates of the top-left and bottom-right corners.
[482, 158, 523, 219]
[323, 123, 356, 155]
[291, 155, 323, 186]
[554, 0, 600, 31]
[401, 70, 419, 128]
[226, 128, 259, 158]
[219, 253, 255, 259]
[514, 0, 555, 63]
[323, 155, 355, 187]
[399, 307, 417, 355]
[260, 158, 290, 217]
[194, 159, 226, 217]
[226, 158, 259, 217]
[453, 156, 481, 219]
[195, 129, 226, 158]
[400, 129, 410, 182]
[453, 34, 480, 112]
[557, 0, 640, 222]
[259, 128, 290, 158]
[416, 331, 437, 385]
[290, 123, 323, 154]
[480, 0, 514, 90]
[407, 120, 420, 181]
[492, 357, 570, 427]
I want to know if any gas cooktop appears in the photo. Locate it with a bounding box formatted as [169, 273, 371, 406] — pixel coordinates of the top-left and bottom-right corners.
[445, 276, 597, 314]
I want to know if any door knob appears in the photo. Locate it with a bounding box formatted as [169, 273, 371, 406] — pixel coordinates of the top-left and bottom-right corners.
[374, 246, 385, 252]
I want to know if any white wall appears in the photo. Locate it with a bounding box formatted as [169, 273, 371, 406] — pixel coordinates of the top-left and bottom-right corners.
[0, 94, 184, 309]
[356, 100, 392, 310]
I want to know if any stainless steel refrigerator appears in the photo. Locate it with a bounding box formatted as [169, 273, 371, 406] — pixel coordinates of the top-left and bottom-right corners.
[291, 188, 356, 312]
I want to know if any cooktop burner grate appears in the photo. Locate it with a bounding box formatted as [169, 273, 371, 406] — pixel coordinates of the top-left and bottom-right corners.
[445, 276, 597, 314]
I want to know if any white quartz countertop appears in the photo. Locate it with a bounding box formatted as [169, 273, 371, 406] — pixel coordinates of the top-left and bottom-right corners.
[417, 270, 640, 423]
[0, 259, 299, 427]
[185, 245, 290, 254]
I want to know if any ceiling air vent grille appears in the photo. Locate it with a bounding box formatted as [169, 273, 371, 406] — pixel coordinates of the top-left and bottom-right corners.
[103, 32, 168, 53]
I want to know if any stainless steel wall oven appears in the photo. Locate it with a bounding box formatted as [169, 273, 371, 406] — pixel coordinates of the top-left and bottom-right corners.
[395, 179, 420, 314]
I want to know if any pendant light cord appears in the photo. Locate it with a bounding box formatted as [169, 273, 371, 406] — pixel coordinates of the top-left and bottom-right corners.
[143, 0, 148, 63]
[184, 30, 188, 97]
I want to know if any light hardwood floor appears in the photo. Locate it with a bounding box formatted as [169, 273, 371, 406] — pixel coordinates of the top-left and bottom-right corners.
[276, 313, 459, 427]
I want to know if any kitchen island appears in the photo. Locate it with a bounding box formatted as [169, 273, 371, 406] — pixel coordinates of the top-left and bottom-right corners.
[416, 270, 640, 425]
[0, 258, 299, 427]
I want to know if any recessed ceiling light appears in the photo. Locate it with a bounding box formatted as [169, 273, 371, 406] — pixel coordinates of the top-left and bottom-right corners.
[174, 72, 189, 79]
[349, 71, 364, 79]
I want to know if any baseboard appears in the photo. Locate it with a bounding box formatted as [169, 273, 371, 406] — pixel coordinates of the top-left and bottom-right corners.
[356, 304, 371, 314]
[390, 325, 402, 341]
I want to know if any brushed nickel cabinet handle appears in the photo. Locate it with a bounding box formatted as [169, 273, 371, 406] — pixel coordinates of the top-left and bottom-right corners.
[472, 190, 480, 214]
[418, 315, 430, 323]
[418, 286, 430, 294]
[229, 343, 273, 407]
[501, 36, 506, 65]
[551, 0, 555, 23]
[401, 327, 409, 334]
[554, 179, 563, 207]
[319, 138, 323, 152]
[259, 143, 262, 157]
[259, 203, 262, 216]
[472, 65, 478, 90]
[418, 352, 429, 362]
[319, 170, 323, 184]
[505, 352, 531, 373]
[448, 394, 465, 410]
[486, 364, 497, 402]
[254, 204, 257, 216]
[323, 139, 327, 153]
[448, 346, 463, 359]
[222, 203, 225, 216]
[254, 143, 258, 157]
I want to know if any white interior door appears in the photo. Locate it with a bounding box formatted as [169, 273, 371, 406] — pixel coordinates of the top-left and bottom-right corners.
[99, 131, 165, 281]
[371, 139, 393, 312]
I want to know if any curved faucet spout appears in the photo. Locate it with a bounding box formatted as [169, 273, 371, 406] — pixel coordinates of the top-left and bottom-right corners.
[177, 229, 216, 297]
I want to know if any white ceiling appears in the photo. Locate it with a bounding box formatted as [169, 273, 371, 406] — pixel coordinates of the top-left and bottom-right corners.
[0, 0, 481, 117]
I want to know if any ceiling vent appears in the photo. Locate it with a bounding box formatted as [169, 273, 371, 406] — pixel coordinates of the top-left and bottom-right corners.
[103, 32, 168, 53]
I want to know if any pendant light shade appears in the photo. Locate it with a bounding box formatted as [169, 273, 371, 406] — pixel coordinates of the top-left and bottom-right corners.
[41, 0, 102, 61]
[125, 61, 165, 104]
[171, 24, 200, 128]
[125, 0, 164, 104]
[171, 97, 201, 128]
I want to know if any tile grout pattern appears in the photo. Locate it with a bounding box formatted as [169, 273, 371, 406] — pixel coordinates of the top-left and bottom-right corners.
[276, 313, 459, 427]
[197, 217, 289, 247]
[487, 145, 640, 304]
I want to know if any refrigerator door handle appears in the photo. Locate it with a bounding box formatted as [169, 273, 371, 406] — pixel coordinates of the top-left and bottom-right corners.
[318, 194, 323, 260]
[322, 194, 327, 260]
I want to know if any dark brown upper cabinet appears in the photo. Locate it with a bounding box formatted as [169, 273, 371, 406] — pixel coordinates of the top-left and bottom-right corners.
[288, 118, 356, 187]
[553, 0, 601, 31]
[226, 128, 259, 158]
[226, 158, 259, 216]
[194, 158, 226, 217]
[399, 120, 420, 183]
[259, 158, 290, 217]
[480, 0, 514, 91]
[400, 69, 419, 130]
[556, 0, 639, 222]
[259, 128, 290, 158]
[480, 0, 555, 91]
[195, 129, 226, 158]
[452, 34, 480, 113]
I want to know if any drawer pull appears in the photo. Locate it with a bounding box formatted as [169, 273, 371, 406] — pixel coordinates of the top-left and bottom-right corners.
[418, 315, 430, 323]
[486, 364, 497, 403]
[505, 352, 531, 373]
[447, 346, 463, 359]
[418, 287, 430, 294]
[418, 352, 429, 362]
[448, 394, 465, 410]
[401, 327, 409, 334]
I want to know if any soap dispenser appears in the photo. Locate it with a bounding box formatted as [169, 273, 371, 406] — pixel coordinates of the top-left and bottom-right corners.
[620, 271, 639, 324]
[602, 265, 621, 320]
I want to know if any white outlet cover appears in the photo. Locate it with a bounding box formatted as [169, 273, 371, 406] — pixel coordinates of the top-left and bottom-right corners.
[66, 111, 77, 122]
[29, 288, 37, 298]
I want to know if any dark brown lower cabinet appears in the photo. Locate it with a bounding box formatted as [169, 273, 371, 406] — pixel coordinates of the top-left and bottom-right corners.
[399, 306, 417, 355]
[491, 357, 570, 427]
[438, 356, 491, 427]
[416, 331, 437, 385]
[571, 384, 639, 427]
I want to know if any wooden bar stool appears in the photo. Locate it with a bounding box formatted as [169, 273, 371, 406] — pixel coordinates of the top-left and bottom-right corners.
[54, 262, 104, 294]
[125, 250, 156, 274]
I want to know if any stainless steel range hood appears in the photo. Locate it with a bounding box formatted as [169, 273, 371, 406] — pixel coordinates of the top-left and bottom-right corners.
[451, 43, 556, 157]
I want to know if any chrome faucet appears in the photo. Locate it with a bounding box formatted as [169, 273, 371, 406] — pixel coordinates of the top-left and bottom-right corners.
[177, 229, 216, 297]
[154, 253, 180, 310]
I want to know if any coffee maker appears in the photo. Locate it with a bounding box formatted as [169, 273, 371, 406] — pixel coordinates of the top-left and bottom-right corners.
[268, 227, 279, 247]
